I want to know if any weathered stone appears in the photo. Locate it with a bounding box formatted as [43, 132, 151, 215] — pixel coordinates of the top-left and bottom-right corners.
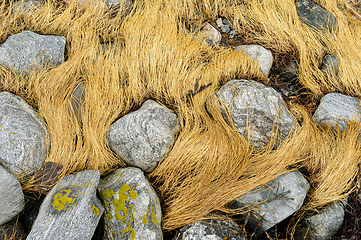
[0, 31, 65, 74]
[13, 0, 42, 13]
[0, 92, 49, 175]
[20, 193, 46, 233]
[296, 0, 338, 34]
[0, 165, 25, 226]
[213, 80, 298, 149]
[0, 218, 25, 240]
[70, 82, 85, 124]
[173, 218, 245, 240]
[231, 171, 309, 236]
[294, 201, 346, 240]
[26, 170, 104, 240]
[313, 93, 361, 132]
[107, 100, 180, 173]
[235, 45, 273, 76]
[98, 167, 162, 240]
[200, 23, 221, 46]
[320, 55, 340, 77]
[279, 61, 298, 82]
[104, 0, 132, 8]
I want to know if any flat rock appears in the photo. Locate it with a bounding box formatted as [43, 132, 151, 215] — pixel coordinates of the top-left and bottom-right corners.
[98, 167, 162, 240]
[200, 23, 221, 46]
[0, 92, 49, 175]
[313, 93, 361, 132]
[235, 45, 273, 76]
[0, 31, 65, 73]
[0, 218, 25, 240]
[26, 170, 104, 240]
[296, 0, 338, 34]
[213, 80, 298, 149]
[0, 165, 25, 225]
[294, 201, 346, 240]
[107, 100, 180, 173]
[231, 171, 309, 236]
[173, 218, 245, 240]
[320, 55, 340, 78]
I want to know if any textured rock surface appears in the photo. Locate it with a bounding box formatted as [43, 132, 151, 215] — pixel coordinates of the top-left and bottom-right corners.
[0, 218, 25, 240]
[235, 45, 273, 76]
[104, 0, 132, 8]
[294, 201, 346, 240]
[320, 55, 340, 77]
[0, 91, 49, 175]
[0, 165, 25, 225]
[98, 167, 162, 240]
[26, 170, 104, 240]
[173, 218, 244, 240]
[70, 82, 85, 124]
[13, 0, 42, 13]
[213, 79, 298, 149]
[314, 93, 361, 132]
[231, 171, 309, 236]
[107, 100, 180, 173]
[0, 31, 65, 73]
[200, 23, 221, 46]
[296, 0, 338, 34]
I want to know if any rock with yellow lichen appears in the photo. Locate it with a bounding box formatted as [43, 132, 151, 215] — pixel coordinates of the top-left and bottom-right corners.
[26, 170, 104, 240]
[98, 167, 163, 240]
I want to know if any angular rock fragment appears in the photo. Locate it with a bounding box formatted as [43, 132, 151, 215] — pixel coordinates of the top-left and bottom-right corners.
[213, 80, 298, 149]
[0, 91, 49, 175]
[173, 218, 244, 240]
[0, 31, 65, 73]
[320, 55, 340, 78]
[107, 100, 180, 173]
[235, 45, 273, 76]
[294, 201, 346, 240]
[313, 93, 361, 132]
[26, 170, 104, 240]
[0, 165, 25, 225]
[200, 23, 221, 46]
[231, 171, 309, 236]
[98, 167, 162, 240]
[0, 218, 25, 240]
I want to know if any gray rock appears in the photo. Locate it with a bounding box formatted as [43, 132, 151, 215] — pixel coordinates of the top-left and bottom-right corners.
[173, 218, 245, 240]
[235, 45, 273, 76]
[26, 170, 104, 240]
[70, 82, 85, 124]
[296, 0, 338, 34]
[0, 31, 65, 74]
[107, 100, 180, 173]
[229, 30, 237, 38]
[313, 93, 361, 132]
[294, 201, 346, 240]
[216, 18, 223, 28]
[0, 218, 25, 240]
[0, 165, 25, 225]
[200, 23, 221, 46]
[279, 61, 298, 82]
[220, 25, 230, 33]
[13, 0, 42, 14]
[320, 55, 340, 78]
[98, 167, 162, 240]
[104, 0, 132, 8]
[213, 80, 298, 149]
[0, 91, 49, 175]
[231, 171, 309, 236]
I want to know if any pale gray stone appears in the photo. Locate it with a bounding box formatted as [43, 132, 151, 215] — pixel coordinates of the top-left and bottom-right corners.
[294, 201, 346, 240]
[0, 31, 65, 74]
[231, 171, 309, 236]
[200, 23, 221, 46]
[98, 167, 162, 240]
[26, 170, 104, 240]
[107, 100, 180, 173]
[0, 165, 25, 225]
[235, 45, 273, 76]
[13, 0, 42, 14]
[313, 93, 361, 132]
[213, 80, 298, 149]
[173, 218, 245, 240]
[0, 92, 49, 175]
[104, 0, 132, 8]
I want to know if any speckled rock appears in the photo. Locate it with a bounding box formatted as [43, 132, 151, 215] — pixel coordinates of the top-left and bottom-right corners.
[313, 93, 361, 132]
[107, 100, 180, 173]
[70, 82, 85, 124]
[13, 0, 42, 13]
[200, 23, 221, 46]
[320, 55, 340, 78]
[235, 45, 273, 76]
[98, 167, 162, 240]
[0, 31, 65, 73]
[26, 170, 104, 240]
[231, 171, 309, 236]
[173, 218, 244, 240]
[0, 92, 49, 175]
[0, 218, 25, 240]
[213, 79, 298, 149]
[0, 165, 25, 225]
[296, 0, 338, 34]
[294, 201, 346, 240]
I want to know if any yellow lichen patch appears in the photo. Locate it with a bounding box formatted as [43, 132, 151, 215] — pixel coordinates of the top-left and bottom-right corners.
[102, 189, 116, 199]
[106, 214, 113, 221]
[52, 189, 76, 211]
[111, 231, 117, 236]
[151, 206, 158, 226]
[104, 201, 109, 208]
[142, 209, 149, 225]
[121, 224, 136, 240]
[92, 204, 100, 216]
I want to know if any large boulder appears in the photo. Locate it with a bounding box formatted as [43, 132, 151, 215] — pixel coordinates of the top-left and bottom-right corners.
[213, 79, 298, 149]
[231, 171, 309, 236]
[0, 91, 49, 175]
[235, 45, 273, 76]
[98, 167, 163, 240]
[0, 31, 65, 73]
[26, 170, 104, 240]
[107, 100, 180, 173]
[0, 165, 25, 225]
